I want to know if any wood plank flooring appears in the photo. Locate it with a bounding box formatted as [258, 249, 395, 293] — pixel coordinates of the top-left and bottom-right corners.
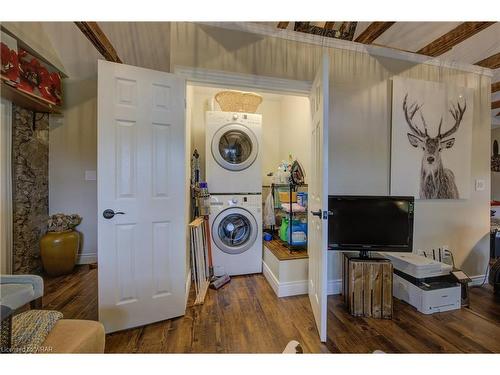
[327, 286, 500, 353]
[42, 265, 500, 353]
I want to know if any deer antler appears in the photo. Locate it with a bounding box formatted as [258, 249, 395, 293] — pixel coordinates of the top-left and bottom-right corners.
[439, 100, 466, 139]
[403, 94, 427, 138]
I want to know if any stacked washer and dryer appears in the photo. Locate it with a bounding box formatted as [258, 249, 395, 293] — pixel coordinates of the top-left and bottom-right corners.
[205, 111, 263, 276]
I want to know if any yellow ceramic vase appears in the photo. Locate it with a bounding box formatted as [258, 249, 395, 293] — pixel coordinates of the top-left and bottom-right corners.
[40, 230, 80, 276]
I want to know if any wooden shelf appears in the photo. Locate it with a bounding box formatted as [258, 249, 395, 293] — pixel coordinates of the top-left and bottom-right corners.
[264, 238, 308, 260]
[1, 79, 62, 114]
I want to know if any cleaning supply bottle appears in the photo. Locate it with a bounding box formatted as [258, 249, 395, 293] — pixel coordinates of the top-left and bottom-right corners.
[197, 182, 211, 216]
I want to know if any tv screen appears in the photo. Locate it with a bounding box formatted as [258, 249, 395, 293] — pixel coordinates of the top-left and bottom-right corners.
[328, 196, 414, 252]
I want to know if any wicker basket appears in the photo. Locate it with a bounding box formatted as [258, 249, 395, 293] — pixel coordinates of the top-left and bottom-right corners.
[215, 90, 263, 113]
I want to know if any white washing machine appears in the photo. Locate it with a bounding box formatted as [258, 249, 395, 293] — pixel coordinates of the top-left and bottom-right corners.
[209, 194, 263, 276]
[205, 111, 262, 194]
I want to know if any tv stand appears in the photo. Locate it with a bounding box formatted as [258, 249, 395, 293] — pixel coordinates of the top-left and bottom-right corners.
[342, 252, 393, 319]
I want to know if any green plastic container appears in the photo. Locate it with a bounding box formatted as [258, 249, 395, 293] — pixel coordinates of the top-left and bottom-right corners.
[279, 217, 289, 242]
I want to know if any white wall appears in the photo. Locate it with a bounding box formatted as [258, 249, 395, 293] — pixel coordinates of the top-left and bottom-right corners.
[279, 96, 311, 184]
[49, 78, 98, 264]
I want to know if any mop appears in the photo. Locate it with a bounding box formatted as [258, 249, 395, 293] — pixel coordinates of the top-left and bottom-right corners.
[198, 182, 231, 289]
[205, 218, 231, 289]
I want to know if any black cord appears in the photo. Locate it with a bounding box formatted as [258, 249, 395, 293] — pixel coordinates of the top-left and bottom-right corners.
[444, 249, 455, 268]
[476, 261, 490, 288]
[444, 249, 489, 287]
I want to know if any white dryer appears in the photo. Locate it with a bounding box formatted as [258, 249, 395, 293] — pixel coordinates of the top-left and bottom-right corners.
[205, 111, 262, 194]
[209, 194, 262, 276]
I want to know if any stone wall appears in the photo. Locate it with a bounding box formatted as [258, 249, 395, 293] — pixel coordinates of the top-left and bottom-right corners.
[12, 105, 49, 274]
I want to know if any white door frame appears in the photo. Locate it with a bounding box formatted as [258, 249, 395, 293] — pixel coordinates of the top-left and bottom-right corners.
[175, 65, 330, 342]
[174, 66, 312, 97]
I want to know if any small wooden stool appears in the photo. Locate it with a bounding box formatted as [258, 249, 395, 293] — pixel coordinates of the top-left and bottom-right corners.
[342, 253, 393, 319]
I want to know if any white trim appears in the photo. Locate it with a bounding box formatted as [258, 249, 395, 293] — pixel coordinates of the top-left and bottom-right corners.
[0, 98, 12, 274]
[174, 66, 312, 96]
[279, 279, 308, 297]
[262, 261, 308, 297]
[76, 252, 97, 265]
[201, 22, 493, 78]
[262, 261, 280, 296]
[469, 274, 487, 287]
[327, 279, 342, 295]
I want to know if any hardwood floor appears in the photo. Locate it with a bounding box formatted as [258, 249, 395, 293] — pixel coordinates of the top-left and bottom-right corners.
[327, 286, 500, 353]
[42, 265, 500, 353]
[42, 266, 329, 353]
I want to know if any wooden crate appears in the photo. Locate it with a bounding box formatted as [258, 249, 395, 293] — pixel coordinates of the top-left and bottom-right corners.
[342, 253, 393, 319]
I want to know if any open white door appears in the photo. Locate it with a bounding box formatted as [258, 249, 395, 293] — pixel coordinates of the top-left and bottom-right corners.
[308, 54, 329, 342]
[98, 60, 187, 333]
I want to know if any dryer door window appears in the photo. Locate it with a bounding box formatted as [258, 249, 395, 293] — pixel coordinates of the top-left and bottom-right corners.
[212, 207, 258, 254]
[219, 130, 252, 165]
[212, 124, 258, 171]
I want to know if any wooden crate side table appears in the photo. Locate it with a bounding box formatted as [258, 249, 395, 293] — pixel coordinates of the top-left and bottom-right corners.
[342, 253, 393, 319]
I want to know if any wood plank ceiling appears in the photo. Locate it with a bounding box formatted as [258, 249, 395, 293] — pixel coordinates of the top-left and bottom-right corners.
[74, 22, 122, 63]
[277, 22, 499, 120]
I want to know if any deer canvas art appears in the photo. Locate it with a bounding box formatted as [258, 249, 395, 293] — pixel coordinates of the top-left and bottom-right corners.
[391, 78, 472, 200]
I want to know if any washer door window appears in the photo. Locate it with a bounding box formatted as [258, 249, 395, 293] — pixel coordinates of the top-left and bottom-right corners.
[212, 123, 258, 171]
[212, 207, 258, 254]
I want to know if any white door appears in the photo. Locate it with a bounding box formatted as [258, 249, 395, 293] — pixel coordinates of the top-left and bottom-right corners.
[98, 60, 187, 333]
[308, 54, 329, 342]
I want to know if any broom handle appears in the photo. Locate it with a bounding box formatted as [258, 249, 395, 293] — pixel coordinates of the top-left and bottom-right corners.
[204, 217, 214, 278]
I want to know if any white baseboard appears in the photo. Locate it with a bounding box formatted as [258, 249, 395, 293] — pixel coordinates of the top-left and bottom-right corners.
[77, 252, 97, 265]
[262, 261, 308, 297]
[279, 279, 308, 297]
[327, 279, 342, 295]
[469, 274, 487, 287]
[263, 261, 343, 297]
[262, 261, 281, 296]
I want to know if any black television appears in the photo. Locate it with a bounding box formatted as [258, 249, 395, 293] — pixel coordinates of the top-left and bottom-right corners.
[328, 195, 414, 258]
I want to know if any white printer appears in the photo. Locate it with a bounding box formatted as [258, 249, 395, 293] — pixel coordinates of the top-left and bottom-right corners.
[380, 252, 461, 315]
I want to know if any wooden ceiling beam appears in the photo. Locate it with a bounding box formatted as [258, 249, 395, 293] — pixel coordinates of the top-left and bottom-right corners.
[475, 52, 500, 69]
[74, 22, 122, 63]
[354, 22, 395, 44]
[493, 82, 500, 93]
[277, 22, 289, 29]
[492, 100, 500, 110]
[417, 22, 494, 57]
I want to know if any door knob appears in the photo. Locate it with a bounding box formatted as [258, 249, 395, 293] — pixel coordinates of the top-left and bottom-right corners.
[311, 209, 322, 218]
[310, 210, 333, 219]
[103, 209, 125, 219]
